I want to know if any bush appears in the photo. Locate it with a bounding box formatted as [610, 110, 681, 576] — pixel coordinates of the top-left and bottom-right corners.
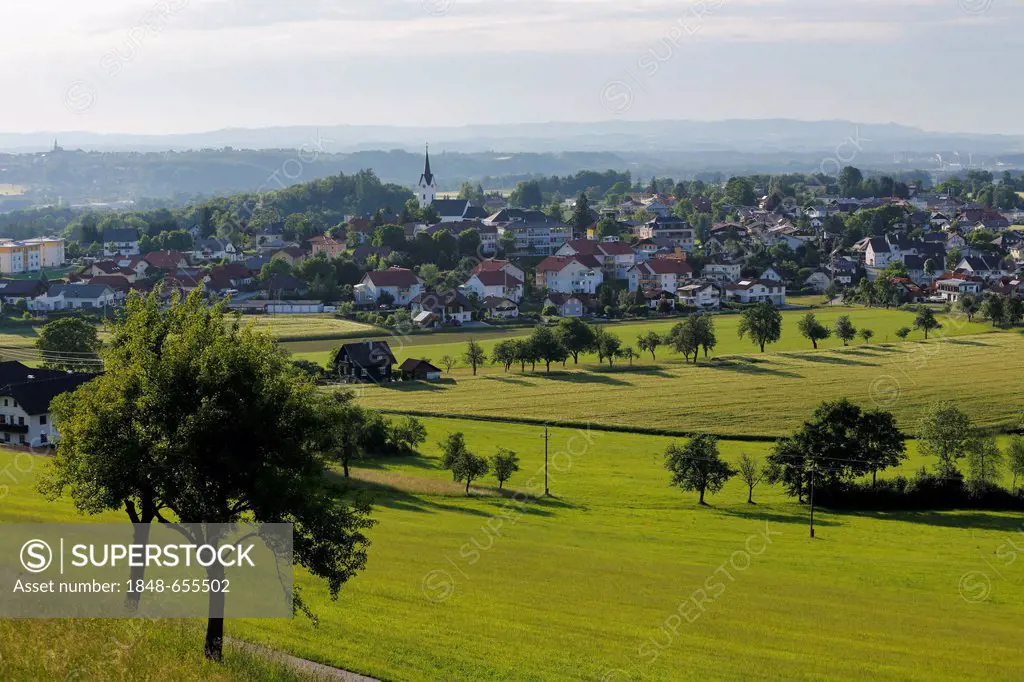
[814, 468, 1024, 511]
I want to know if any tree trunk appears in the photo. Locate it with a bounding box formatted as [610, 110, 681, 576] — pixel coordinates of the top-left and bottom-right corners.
[343, 459, 350, 478]
[812, 339, 817, 349]
[872, 469, 877, 488]
[546, 361, 551, 372]
[498, 480, 504, 490]
[759, 342, 765, 352]
[123, 499, 155, 613]
[747, 487, 753, 504]
[465, 479, 471, 495]
[204, 562, 226, 661]
[698, 487, 706, 505]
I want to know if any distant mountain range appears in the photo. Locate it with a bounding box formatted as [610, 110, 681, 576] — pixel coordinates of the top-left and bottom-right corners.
[3, 119, 1023, 155]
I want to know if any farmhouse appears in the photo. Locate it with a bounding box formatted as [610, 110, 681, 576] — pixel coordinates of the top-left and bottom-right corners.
[333, 341, 396, 384]
[0, 365, 98, 447]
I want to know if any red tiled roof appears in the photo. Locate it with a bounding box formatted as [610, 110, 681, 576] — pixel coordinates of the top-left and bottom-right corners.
[639, 259, 692, 275]
[472, 259, 514, 274]
[536, 255, 602, 273]
[143, 250, 187, 270]
[364, 267, 421, 287]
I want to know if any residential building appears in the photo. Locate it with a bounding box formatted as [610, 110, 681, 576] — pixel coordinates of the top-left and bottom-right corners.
[410, 291, 475, 326]
[701, 261, 743, 284]
[626, 259, 693, 293]
[480, 296, 519, 320]
[804, 271, 832, 293]
[0, 238, 65, 274]
[471, 259, 526, 283]
[635, 215, 694, 250]
[332, 341, 396, 384]
[556, 238, 636, 280]
[955, 256, 1008, 281]
[0, 279, 48, 303]
[399, 359, 443, 381]
[432, 199, 473, 223]
[103, 229, 140, 257]
[677, 282, 721, 310]
[309, 234, 347, 259]
[193, 238, 241, 262]
[725, 279, 786, 305]
[463, 270, 524, 303]
[29, 284, 117, 311]
[143, 250, 189, 271]
[0, 366, 98, 447]
[354, 267, 424, 306]
[933, 273, 983, 302]
[535, 255, 604, 294]
[544, 293, 592, 318]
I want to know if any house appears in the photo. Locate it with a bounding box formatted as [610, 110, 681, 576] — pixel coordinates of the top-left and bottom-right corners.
[634, 237, 674, 261]
[332, 341, 396, 384]
[471, 259, 526, 283]
[256, 223, 285, 246]
[643, 289, 677, 311]
[760, 267, 784, 282]
[626, 259, 693, 293]
[103, 228, 140, 257]
[544, 293, 592, 318]
[955, 256, 1008, 281]
[463, 269, 524, 303]
[804, 271, 832, 293]
[261, 274, 309, 298]
[0, 366, 99, 447]
[891, 278, 927, 303]
[310, 234, 347, 259]
[701, 261, 743, 284]
[354, 267, 424, 306]
[399, 358, 443, 381]
[272, 246, 308, 268]
[989, 277, 1024, 300]
[677, 282, 721, 310]
[87, 275, 133, 296]
[933, 272, 983, 302]
[410, 291, 475, 326]
[29, 284, 117, 312]
[193, 238, 241, 262]
[480, 296, 519, 320]
[431, 199, 473, 223]
[143, 250, 189, 271]
[0, 238, 66, 274]
[535, 255, 604, 294]
[725, 280, 786, 306]
[635, 215, 694, 250]
[0, 279, 48, 304]
[556, 238, 636, 280]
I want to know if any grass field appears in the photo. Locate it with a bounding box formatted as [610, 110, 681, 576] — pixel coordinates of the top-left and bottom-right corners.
[5, 414, 1024, 681]
[354, 326, 1022, 438]
[282, 306, 993, 367]
[239, 315, 382, 341]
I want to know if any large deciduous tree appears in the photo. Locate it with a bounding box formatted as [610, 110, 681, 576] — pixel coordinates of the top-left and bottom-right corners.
[40, 290, 374, 661]
[918, 401, 974, 478]
[556, 318, 596, 364]
[35, 316, 102, 372]
[914, 306, 941, 340]
[737, 302, 782, 353]
[463, 339, 487, 376]
[664, 435, 735, 505]
[798, 313, 831, 349]
[833, 315, 857, 346]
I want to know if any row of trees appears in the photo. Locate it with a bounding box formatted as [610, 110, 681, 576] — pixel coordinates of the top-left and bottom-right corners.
[439, 433, 521, 494]
[956, 293, 1024, 328]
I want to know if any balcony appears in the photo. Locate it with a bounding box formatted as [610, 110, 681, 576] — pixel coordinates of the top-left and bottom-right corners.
[0, 423, 29, 434]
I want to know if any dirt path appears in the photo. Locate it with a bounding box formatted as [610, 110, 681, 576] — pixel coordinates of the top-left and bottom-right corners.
[228, 638, 382, 681]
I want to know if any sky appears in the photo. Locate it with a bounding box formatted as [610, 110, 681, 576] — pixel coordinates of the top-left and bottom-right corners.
[1, 0, 1022, 135]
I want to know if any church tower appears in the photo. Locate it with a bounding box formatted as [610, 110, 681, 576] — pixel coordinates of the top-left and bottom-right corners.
[418, 144, 437, 207]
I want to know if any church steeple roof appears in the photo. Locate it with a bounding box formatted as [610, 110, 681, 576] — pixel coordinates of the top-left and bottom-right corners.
[419, 144, 434, 187]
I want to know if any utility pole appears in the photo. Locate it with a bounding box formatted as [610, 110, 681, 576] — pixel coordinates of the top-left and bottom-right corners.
[809, 463, 816, 539]
[544, 426, 550, 497]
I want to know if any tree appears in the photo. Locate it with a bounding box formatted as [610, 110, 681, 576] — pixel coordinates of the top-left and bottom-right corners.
[36, 317, 102, 372]
[463, 339, 487, 376]
[440, 355, 458, 373]
[491, 448, 520, 489]
[555, 318, 596, 364]
[895, 326, 911, 341]
[1004, 297, 1023, 327]
[329, 398, 368, 478]
[859, 328, 875, 344]
[666, 318, 698, 363]
[914, 306, 941, 340]
[737, 453, 767, 504]
[957, 293, 981, 322]
[453, 451, 489, 495]
[40, 290, 374, 660]
[1007, 437, 1024, 493]
[618, 346, 637, 366]
[513, 338, 539, 372]
[966, 436, 1003, 496]
[838, 166, 864, 197]
[440, 432, 468, 481]
[529, 326, 568, 372]
[694, 315, 717, 360]
[389, 415, 427, 454]
[858, 409, 906, 487]
[980, 295, 1005, 328]
[918, 402, 974, 477]
[594, 328, 622, 367]
[797, 313, 831, 349]
[636, 331, 662, 361]
[737, 302, 783, 353]
[664, 435, 735, 505]
[491, 340, 517, 372]
[569, 192, 592, 235]
[833, 315, 857, 346]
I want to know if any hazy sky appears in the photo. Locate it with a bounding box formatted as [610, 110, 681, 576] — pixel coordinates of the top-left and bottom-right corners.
[1, 0, 1021, 134]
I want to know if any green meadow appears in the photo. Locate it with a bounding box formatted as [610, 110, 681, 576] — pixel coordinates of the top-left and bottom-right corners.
[282, 306, 992, 367]
[4, 414, 1024, 681]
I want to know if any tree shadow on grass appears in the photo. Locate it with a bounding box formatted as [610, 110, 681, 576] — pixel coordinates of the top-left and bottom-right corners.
[382, 380, 453, 393]
[484, 375, 532, 386]
[786, 352, 877, 367]
[355, 454, 439, 471]
[716, 506, 842, 527]
[541, 372, 632, 386]
[945, 339, 990, 347]
[706, 360, 802, 379]
[834, 509, 1024, 532]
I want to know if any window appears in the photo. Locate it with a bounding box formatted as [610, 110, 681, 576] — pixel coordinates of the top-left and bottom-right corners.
[40, 434, 47, 444]
[39, 415, 47, 425]
[18, 417, 24, 426]
[2, 400, 6, 407]
[3, 433, 8, 443]
[18, 435, 25, 444]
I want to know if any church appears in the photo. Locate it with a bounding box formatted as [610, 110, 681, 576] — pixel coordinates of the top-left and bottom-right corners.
[417, 144, 437, 207]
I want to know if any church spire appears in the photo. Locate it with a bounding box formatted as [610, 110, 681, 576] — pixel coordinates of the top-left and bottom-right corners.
[420, 143, 434, 187]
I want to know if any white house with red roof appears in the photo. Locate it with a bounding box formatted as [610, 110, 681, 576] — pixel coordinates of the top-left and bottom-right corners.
[626, 259, 693, 293]
[933, 272, 983, 303]
[354, 267, 424, 305]
[471, 259, 526, 283]
[535, 255, 604, 294]
[556, 238, 636, 279]
[463, 269, 524, 303]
